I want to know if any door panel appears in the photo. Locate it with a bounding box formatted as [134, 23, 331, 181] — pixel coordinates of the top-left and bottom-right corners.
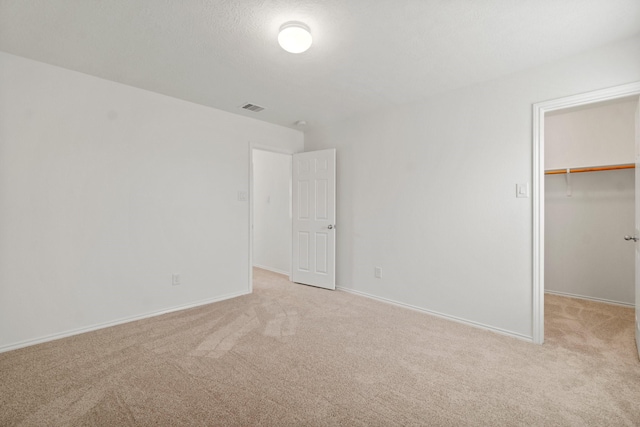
[316, 180, 328, 219]
[316, 232, 328, 273]
[291, 149, 336, 290]
[298, 232, 310, 271]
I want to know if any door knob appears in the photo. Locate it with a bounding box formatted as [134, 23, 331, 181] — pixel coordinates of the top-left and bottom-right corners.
[328, 224, 335, 230]
[624, 235, 639, 242]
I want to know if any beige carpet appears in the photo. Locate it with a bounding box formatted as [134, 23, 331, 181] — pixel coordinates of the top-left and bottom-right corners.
[1, 269, 639, 426]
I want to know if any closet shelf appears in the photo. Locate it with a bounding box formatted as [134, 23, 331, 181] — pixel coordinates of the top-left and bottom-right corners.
[545, 163, 635, 175]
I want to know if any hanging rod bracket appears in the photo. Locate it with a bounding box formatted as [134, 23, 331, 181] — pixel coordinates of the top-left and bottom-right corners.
[565, 168, 572, 197]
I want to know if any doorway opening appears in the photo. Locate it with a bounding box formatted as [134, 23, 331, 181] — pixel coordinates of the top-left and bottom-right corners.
[249, 147, 338, 292]
[533, 81, 640, 345]
[249, 146, 294, 293]
[544, 96, 638, 351]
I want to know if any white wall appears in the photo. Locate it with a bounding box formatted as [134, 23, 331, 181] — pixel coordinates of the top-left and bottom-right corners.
[544, 98, 636, 305]
[304, 34, 640, 339]
[545, 98, 637, 170]
[252, 150, 291, 275]
[545, 170, 634, 304]
[0, 52, 303, 351]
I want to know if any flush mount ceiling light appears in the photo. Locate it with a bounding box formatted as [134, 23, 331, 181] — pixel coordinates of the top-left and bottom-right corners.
[278, 22, 312, 53]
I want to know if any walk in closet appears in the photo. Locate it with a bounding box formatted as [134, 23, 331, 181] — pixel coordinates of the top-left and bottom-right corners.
[544, 96, 639, 306]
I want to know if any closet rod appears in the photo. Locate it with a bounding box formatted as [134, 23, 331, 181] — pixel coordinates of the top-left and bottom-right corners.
[545, 164, 635, 175]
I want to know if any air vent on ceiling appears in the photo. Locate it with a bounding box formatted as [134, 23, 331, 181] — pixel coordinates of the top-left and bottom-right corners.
[240, 103, 265, 112]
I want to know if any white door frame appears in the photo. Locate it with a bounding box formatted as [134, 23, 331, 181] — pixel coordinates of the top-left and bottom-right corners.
[532, 81, 640, 344]
[248, 143, 296, 293]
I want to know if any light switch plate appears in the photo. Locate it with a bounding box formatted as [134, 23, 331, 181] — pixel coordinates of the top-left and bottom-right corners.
[516, 183, 529, 198]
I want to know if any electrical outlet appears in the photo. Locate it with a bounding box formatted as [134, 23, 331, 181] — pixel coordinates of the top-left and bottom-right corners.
[374, 267, 382, 279]
[172, 274, 180, 286]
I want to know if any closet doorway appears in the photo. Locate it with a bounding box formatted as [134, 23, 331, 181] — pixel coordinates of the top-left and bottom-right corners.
[545, 98, 637, 306]
[544, 96, 638, 351]
[532, 82, 640, 349]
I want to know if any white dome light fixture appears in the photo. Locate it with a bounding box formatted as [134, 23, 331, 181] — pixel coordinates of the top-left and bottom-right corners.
[278, 22, 312, 53]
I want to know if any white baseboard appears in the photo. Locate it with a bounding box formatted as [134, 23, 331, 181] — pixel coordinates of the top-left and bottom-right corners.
[0, 290, 249, 354]
[336, 286, 532, 342]
[545, 290, 634, 308]
[253, 264, 290, 277]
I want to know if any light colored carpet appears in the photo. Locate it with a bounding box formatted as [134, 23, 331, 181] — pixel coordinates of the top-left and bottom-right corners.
[1, 268, 639, 426]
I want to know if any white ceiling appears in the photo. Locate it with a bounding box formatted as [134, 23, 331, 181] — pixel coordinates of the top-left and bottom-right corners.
[1, 0, 639, 130]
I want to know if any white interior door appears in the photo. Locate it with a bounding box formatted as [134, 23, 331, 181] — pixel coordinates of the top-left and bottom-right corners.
[635, 97, 640, 358]
[291, 149, 336, 290]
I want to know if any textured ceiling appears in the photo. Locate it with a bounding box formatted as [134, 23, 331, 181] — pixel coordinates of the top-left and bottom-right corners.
[1, 0, 639, 130]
